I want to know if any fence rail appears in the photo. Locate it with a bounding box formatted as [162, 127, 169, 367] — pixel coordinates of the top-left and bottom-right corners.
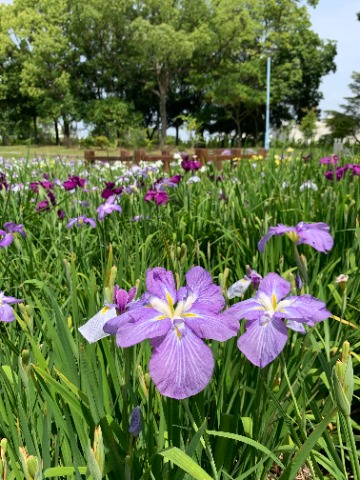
[84, 148, 267, 171]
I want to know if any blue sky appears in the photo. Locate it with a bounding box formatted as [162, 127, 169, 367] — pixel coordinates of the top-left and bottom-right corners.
[308, 0, 360, 116]
[1, 0, 359, 117]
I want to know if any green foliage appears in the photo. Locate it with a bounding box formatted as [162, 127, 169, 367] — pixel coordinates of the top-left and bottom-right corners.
[0, 0, 336, 146]
[0, 149, 359, 478]
[299, 108, 318, 142]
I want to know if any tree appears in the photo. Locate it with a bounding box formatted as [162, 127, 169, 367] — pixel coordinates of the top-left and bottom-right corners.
[325, 72, 360, 143]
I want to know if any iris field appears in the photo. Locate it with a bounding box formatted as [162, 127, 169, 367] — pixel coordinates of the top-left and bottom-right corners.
[0, 150, 359, 479]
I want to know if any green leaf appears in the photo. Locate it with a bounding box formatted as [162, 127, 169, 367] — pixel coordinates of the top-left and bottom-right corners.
[207, 430, 284, 469]
[159, 447, 213, 480]
[278, 410, 337, 480]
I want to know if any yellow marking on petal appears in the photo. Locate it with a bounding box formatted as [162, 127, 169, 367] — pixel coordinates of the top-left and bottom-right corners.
[166, 292, 175, 315]
[184, 312, 197, 318]
[156, 315, 167, 320]
[285, 231, 300, 243]
[271, 294, 277, 310]
[100, 306, 110, 315]
[175, 326, 182, 340]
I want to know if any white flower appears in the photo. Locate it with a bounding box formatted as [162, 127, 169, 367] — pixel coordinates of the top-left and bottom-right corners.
[187, 175, 201, 184]
[300, 180, 318, 192]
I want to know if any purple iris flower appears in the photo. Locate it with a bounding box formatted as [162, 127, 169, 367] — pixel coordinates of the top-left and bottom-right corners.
[36, 200, 50, 212]
[0, 223, 27, 248]
[144, 189, 169, 206]
[101, 182, 123, 199]
[324, 165, 349, 181]
[228, 273, 330, 368]
[0, 173, 8, 190]
[96, 196, 122, 221]
[258, 222, 333, 254]
[63, 175, 86, 191]
[181, 156, 201, 172]
[107, 267, 238, 399]
[79, 284, 137, 343]
[0, 291, 23, 322]
[349, 164, 360, 175]
[320, 155, 339, 165]
[168, 174, 182, 185]
[57, 209, 66, 219]
[67, 216, 96, 229]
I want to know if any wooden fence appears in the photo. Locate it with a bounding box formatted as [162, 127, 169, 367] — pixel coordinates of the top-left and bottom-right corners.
[84, 147, 267, 172]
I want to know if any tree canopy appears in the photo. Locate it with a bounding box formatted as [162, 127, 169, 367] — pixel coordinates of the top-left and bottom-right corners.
[0, 0, 336, 145]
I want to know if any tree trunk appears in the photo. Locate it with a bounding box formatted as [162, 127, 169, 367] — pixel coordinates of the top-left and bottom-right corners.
[54, 120, 59, 146]
[63, 118, 70, 147]
[159, 83, 167, 146]
[175, 125, 179, 146]
[33, 115, 39, 144]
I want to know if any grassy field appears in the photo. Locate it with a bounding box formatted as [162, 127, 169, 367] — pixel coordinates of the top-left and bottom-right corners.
[0, 149, 359, 479]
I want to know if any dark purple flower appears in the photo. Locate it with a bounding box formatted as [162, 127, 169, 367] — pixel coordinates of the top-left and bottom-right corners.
[320, 155, 339, 165]
[0, 173, 9, 191]
[258, 222, 333, 254]
[63, 176, 86, 191]
[67, 215, 96, 228]
[109, 267, 238, 399]
[0, 291, 23, 322]
[228, 273, 330, 367]
[169, 174, 182, 185]
[181, 156, 201, 172]
[350, 164, 360, 175]
[324, 166, 349, 181]
[96, 196, 122, 221]
[101, 182, 123, 199]
[30, 182, 40, 193]
[144, 189, 169, 206]
[40, 180, 54, 190]
[57, 209, 66, 219]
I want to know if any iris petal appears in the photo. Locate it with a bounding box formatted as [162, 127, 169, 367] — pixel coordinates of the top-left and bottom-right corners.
[237, 317, 288, 368]
[149, 325, 214, 399]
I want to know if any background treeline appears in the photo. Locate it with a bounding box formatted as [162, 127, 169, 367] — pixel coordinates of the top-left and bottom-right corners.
[0, 0, 336, 147]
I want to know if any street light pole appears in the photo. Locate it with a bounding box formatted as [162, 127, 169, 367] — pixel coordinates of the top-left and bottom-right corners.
[264, 56, 271, 150]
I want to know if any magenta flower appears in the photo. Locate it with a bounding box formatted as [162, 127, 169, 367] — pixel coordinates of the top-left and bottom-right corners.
[108, 267, 238, 399]
[258, 222, 333, 254]
[79, 284, 137, 343]
[0, 291, 23, 322]
[36, 200, 50, 212]
[324, 165, 349, 181]
[228, 273, 330, 367]
[101, 182, 123, 199]
[96, 196, 122, 221]
[0, 222, 26, 248]
[67, 216, 96, 229]
[144, 189, 169, 206]
[320, 155, 339, 165]
[181, 156, 201, 172]
[63, 176, 86, 191]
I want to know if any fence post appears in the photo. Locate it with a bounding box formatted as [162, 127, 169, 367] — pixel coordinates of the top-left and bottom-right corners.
[84, 150, 95, 163]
